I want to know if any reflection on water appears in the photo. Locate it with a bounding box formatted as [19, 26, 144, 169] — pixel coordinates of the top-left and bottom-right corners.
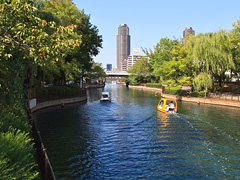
[34, 84, 240, 179]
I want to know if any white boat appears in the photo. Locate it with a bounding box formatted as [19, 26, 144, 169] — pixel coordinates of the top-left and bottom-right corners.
[100, 92, 111, 102]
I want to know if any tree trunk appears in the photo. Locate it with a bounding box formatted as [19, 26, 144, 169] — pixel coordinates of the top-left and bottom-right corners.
[218, 75, 222, 87]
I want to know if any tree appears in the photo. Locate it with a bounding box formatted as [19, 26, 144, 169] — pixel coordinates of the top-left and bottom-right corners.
[86, 62, 106, 81]
[159, 40, 196, 85]
[230, 18, 240, 80]
[127, 57, 153, 83]
[143, 37, 178, 79]
[187, 30, 234, 87]
[0, 1, 77, 178]
[193, 72, 213, 95]
[0, 0, 78, 104]
[39, 0, 102, 84]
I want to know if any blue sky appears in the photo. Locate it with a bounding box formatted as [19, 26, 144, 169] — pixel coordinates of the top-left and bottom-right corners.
[74, 0, 240, 69]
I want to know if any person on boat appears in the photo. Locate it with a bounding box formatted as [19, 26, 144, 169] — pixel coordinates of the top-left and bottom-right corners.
[169, 101, 174, 109]
[158, 100, 163, 109]
[166, 101, 174, 111]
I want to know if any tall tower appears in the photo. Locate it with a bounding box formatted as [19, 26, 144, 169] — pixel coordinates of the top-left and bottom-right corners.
[117, 24, 130, 71]
[183, 27, 195, 41]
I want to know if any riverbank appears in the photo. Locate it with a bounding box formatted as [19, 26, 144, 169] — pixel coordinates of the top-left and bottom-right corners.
[30, 93, 87, 179]
[129, 85, 240, 108]
[84, 83, 105, 89]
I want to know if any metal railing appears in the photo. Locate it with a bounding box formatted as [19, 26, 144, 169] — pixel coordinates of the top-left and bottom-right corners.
[31, 89, 86, 179]
[208, 92, 240, 101]
[31, 121, 56, 180]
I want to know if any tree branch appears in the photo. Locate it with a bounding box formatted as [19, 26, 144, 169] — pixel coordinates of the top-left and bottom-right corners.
[3, 34, 32, 49]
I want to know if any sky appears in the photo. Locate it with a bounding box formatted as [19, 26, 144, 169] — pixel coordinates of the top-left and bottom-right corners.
[74, 0, 240, 69]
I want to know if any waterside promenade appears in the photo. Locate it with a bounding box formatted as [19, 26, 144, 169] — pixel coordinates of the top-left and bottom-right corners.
[129, 85, 240, 108]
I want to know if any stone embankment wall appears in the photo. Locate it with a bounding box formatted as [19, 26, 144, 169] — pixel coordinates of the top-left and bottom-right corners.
[129, 85, 240, 108]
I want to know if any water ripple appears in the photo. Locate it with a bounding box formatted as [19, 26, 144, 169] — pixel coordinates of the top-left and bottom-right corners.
[35, 84, 240, 180]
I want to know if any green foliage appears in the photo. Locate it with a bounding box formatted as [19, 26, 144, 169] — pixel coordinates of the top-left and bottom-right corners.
[177, 76, 192, 86]
[186, 30, 234, 87]
[146, 83, 162, 88]
[0, 99, 36, 179]
[0, 0, 78, 105]
[198, 91, 205, 97]
[193, 72, 212, 91]
[0, 130, 38, 180]
[165, 86, 182, 95]
[163, 79, 176, 86]
[0, 104, 30, 133]
[121, 77, 129, 83]
[145, 38, 196, 86]
[0, 1, 83, 178]
[36, 83, 81, 95]
[144, 37, 178, 78]
[190, 91, 205, 97]
[40, 0, 103, 84]
[85, 62, 106, 80]
[127, 57, 153, 83]
[230, 18, 240, 77]
[164, 86, 189, 96]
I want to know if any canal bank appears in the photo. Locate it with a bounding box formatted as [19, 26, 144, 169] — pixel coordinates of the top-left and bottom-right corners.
[129, 85, 240, 108]
[30, 93, 87, 179]
[31, 96, 87, 113]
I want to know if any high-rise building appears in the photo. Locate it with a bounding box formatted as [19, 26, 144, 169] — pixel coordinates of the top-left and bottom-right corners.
[117, 24, 130, 71]
[125, 55, 149, 71]
[183, 27, 195, 41]
[106, 64, 112, 71]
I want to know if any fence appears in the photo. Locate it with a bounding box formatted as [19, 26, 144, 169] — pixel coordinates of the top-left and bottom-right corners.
[208, 92, 240, 101]
[31, 120, 56, 180]
[37, 90, 86, 103]
[31, 89, 86, 179]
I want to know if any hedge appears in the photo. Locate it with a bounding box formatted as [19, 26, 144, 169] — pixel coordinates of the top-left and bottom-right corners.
[37, 83, 81, 95]
[190, 91, 205, 97]
[146, 83, 162, 88]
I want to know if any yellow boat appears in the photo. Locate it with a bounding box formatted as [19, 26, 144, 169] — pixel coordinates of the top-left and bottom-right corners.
[157, 98, 177, 113]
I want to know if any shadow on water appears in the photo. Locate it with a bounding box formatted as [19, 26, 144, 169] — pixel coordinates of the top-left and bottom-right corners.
[34, 84, 240, 180]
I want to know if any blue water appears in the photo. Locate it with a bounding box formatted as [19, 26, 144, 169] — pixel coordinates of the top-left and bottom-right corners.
[34, 84, 240, 179]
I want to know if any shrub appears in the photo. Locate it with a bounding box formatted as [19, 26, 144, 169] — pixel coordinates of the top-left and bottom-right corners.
[165, 86, 182, 95]
[37, 84, 81, 95]
[199, 91, 205, 97]
[146, 83, 162, 88]
[130, 82, 141, 86]
[0, 130, 38, 180]
[0, 101, 38, 179]
[0, 103, 30, 133]
[190, 91, 205, 97]
[190, 92, 199, 97]
[178, 90, 189, 96]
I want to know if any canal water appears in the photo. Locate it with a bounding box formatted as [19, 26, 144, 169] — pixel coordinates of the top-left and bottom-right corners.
[34, 84, 240, 180]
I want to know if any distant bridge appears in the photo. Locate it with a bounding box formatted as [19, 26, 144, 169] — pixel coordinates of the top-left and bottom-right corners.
[105, 71, 129, 83]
